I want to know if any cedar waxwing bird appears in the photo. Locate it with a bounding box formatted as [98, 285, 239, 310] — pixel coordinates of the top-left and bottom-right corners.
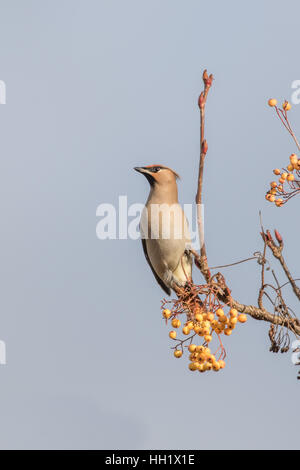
[134, 165, 193, 295]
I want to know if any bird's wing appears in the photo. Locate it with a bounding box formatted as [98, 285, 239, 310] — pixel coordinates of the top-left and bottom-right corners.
[141, 238, 171, 296]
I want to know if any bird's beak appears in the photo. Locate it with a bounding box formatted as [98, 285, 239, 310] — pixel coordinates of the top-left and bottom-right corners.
[134, 167, 148, 174]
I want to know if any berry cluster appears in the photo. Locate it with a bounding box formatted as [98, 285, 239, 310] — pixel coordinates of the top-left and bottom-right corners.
[187, 345, 225, 372]
[162, 306, 247, 373]
[265, 153, 300, 206]
[266, 98, 300, 205]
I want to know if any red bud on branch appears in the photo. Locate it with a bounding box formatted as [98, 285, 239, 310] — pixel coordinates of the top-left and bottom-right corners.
[266, 230, 273, 242]
[207, 74, 214, 87]
[198, 92, 204, 109]
[202, 70, 213, 89]
[202, 140, 208, 155]
[274, 229, 283, 244]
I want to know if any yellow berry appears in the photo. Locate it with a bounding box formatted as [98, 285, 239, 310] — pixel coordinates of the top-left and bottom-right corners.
[204, 334, 212, 343]
[187, 321, 194, 329]
[268, 98, 277, 107]
[174, 350, 183, 358]
[195, 313, 203, 322]
[283, 101, 291, 111]
[290, 154, 298, 164]
[169, 330, 177, 339]
[188, 344, 197, 353]
[218, 360, 226, 369]
[163, 309, 171, 319]
[238, 314, 247, 323]
[281, 172, 288, 180]
[224, 328, 233, 336]
[287, 174, 295, 181]
[189, 362, 198, 371]
[207, 354, 216, 363]
[220, 315, 228, 324]
[230, 317, 238, 325]
[171, 318, 181, 328]
[216, 308, 224, 317]
[212, 362, 221, 371]
[182, 326, 190, 335]
[206, 312, 214, 322]
[229, 308, 238, 317]
[270, 181, 277, 188]
[287, 164, 293, 171]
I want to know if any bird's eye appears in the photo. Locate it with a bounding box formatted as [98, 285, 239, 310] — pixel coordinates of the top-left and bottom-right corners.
[150, 167, 161, 173]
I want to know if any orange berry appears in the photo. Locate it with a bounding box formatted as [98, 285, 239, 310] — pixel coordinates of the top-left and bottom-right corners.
[281, 172, 288, 180]
[275, 198, 283, 207]
[169, 330, 177, 339]
[171, 318, 181, 328]
[283, 101, 291, 111]
[230, 317, 238, 325]
[287, 164, 293, 171]
[193, 325, 201, 334]
[224, 328, 233, 336]
[204, 334, 212, 343]
[212, 362, 221, 371]
[287, 174, 295, 181]
[174, 349, 183, 358]
[279, 177, 285, 184]
[270, 181, 277, 188]
[216, 308, 224, 317]
[238, 314, 247, 323]
[218, 360, 226, 369]
[188, 344, 197, 353]
[229, 308, 238, 317]
[182, 326, 190, 335]
[187, 321, 194, 329]
[273, 168, 281, 175]
[189, 362, 198, 371]
[268, 98, 277, 107]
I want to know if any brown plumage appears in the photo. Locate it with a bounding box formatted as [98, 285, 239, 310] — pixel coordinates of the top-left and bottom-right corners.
[134, 165, 193, 295]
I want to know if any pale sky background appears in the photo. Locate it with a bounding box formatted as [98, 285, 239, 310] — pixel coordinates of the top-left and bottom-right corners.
[0, 0, 299, 450]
